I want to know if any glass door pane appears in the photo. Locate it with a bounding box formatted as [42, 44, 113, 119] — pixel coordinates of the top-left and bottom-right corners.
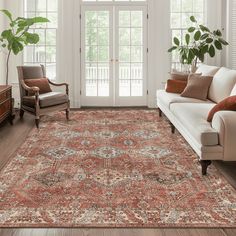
[117, 9, 144, 98]
[85, 10, 110, 97]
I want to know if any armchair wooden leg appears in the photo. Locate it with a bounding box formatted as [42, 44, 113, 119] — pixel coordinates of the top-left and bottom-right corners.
[158, 108, 162, 118]
[20, 109, 24, 119]
[35, 118, 40, 129]
[200, 160, 212, 176]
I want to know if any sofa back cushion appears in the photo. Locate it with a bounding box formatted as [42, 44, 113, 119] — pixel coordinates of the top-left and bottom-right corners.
[196, 64, 220, 76]
[230, 83, 236, 96]
[208, 67, 236, 103]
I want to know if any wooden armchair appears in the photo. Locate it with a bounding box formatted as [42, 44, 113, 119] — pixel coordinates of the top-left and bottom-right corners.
[17, 65, 70, 128]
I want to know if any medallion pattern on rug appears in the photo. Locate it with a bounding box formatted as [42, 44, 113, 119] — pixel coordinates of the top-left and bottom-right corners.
[0, 109, 236, 227]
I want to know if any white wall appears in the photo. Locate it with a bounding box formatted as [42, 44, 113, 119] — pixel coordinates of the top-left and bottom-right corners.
[0, 0, 227, 108]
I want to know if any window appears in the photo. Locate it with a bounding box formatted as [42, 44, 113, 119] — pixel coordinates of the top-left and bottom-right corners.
[23, 0, 58, 80]
[170, 0, 205, 71]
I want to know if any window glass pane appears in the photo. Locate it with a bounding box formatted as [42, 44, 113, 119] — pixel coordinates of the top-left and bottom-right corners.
[24, 0, 58, 80]
[170, 0, 205, 71]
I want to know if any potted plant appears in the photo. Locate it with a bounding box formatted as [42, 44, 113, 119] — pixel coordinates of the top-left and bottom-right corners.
[0, 9, 49, 85]
[168, 16, 229, 72]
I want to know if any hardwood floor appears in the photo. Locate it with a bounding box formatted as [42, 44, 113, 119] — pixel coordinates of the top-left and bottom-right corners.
[0, 113, 236, 236]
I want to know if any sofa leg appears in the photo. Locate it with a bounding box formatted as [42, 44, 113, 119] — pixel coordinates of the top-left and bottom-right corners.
[66, 109, 70, 121]
[158, 108, 162, 118]
[200, 160, 212, 176]
[35, 119, 40, 129]
[20, 109, 24, 119]
[170, 123, 176, 134]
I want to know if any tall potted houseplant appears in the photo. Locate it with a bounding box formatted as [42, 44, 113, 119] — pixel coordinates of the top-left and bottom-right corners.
[0, 9, 49, 85]
[168, 16, 229, 72]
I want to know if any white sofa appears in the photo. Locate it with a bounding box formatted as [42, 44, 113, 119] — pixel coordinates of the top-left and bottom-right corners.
[156, 64, 236, 175]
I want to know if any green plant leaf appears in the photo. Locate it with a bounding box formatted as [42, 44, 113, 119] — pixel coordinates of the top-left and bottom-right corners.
[188, 27, 196, 33]
[190, 16, 197, 23]
[173, 37, 180, 46]
[215, 30, 222, 37]
[12, 39, 23, 55]
[187, 49, 195, 64]
[1, 30, 14, 42]
[198, 53, 205, 62]
[206, 38, 213, 44]
[201, 44, 209, 54]
[214, 40, 222, 50]
[199, 25, 210, 32]
[31, 17, 50, 23]
[194, 31, 201, 41]
[208, 45, 215, 57]
[185, 34, 190, 45]
[219, 38, 229, 46]
[16, 26, 25, 35]
[200, 33, 209, 40]
[24, 32, 40, 44]
[0, 9, 13, 22]
[168, 46, 177, 52]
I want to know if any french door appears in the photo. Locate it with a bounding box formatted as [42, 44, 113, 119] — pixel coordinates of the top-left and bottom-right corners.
[81, 5, 147, 107]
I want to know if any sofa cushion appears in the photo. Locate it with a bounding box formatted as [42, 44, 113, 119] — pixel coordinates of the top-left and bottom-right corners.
[23, 92, 69, 108]
[230, 83, 236, 96]
[181, 74, 213, 101]
[209, 67, 236, 103]
[170, 103, 219, 146]
[157, 90, 212, 109]
[196, 64, 220, 76]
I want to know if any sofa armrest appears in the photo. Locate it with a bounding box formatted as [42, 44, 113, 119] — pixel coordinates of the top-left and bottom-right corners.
[212, 111, 236, 161]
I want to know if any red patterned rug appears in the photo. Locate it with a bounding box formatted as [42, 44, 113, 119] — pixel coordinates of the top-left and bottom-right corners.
[0, 109, 236, 228]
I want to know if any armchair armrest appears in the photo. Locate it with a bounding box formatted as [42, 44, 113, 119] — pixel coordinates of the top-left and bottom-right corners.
[20, 80, 40, 95]
[48, 79, 69, 95]
[212, 111, 236, 161]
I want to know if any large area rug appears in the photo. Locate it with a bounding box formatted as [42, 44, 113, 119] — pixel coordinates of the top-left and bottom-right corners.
[0, 109, 236, 228]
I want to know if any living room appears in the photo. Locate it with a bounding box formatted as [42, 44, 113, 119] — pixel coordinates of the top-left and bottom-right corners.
[0, 0, 236, 235]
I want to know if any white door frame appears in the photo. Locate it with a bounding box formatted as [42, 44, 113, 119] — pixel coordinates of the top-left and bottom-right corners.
[80, 2, 148, 107]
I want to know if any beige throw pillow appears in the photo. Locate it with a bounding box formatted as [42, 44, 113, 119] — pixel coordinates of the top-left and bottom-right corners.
[181, 74, 213, 101]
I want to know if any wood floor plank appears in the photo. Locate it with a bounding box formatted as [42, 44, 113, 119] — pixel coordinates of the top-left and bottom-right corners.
[0, 113, 34, 170]
[0, 112, 236, 236]
[223, 229, 236, 236]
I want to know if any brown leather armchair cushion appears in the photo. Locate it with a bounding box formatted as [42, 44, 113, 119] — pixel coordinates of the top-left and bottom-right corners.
[23, 92, 69, 108]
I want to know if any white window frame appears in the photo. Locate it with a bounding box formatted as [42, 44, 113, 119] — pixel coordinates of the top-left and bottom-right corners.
[170, 0, 207, 71]
[23, 0, 58, 80]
